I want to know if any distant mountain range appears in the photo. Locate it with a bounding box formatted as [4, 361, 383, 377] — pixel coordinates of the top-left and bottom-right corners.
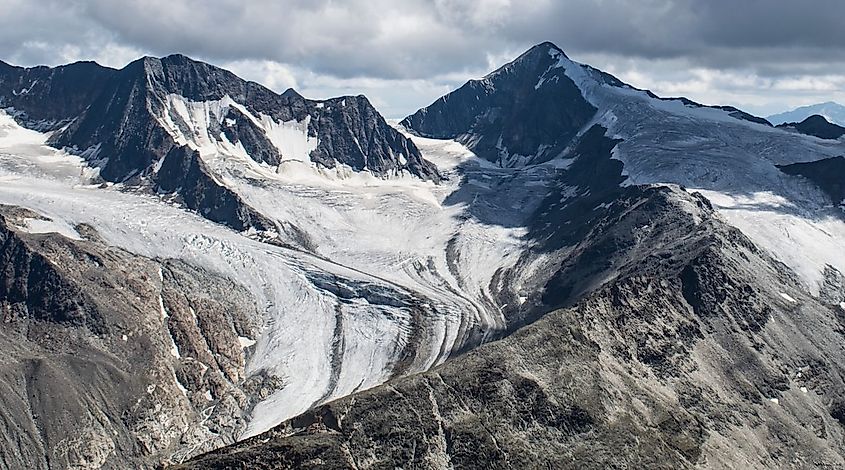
[768, 101, 845, 127]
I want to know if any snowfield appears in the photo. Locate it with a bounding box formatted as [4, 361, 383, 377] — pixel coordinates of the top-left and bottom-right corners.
[541, 49, 845, 293]
[0, 109, 536, 439]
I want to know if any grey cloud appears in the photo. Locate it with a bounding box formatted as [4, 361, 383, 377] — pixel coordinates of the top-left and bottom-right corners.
[3, 0, 845, 79]
[1, 0, 844, 118]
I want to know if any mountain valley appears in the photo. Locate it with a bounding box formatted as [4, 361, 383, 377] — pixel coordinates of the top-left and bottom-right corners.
[1, 41, 844, 469]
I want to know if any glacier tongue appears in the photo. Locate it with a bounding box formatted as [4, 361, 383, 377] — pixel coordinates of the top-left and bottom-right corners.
[0, 110, 543, 439]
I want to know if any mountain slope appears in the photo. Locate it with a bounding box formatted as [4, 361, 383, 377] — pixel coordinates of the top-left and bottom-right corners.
[182, 185, 845, 469]
[768, 101, 845, 127]
[178, 41, 845, 468]
[3, 43, 845, 469]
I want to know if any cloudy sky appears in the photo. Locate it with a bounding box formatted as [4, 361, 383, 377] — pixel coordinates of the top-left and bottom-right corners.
[3, 0, 844, 118]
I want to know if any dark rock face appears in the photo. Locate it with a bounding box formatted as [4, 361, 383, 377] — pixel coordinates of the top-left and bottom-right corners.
[156, 146, 275, 232]
[650, 95, 772, 126]
[528, 124, 625, 252]
[777, 155, 845, 206]
[49, 58, 176, 181]
[711, 105, 772, 126]
[2, 54, 438, 183]
[180, 187, 845, 469]
[777, 114, 845, 140]
[0, 60, 116, 130]
[0, 206, 272, 468]
[220, 106, 283, 165]
[308, 95, 439, 179]
[401, 42, 597, 167]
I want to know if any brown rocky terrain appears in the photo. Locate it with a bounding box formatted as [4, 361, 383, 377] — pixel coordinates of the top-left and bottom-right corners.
[0, 205, 280, 468]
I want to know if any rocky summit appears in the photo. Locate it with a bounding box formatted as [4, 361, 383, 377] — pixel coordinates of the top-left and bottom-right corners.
[1, 39, 845, 470]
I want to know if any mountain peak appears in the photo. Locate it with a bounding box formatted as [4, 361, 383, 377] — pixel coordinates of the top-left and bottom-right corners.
[802, 114, 833, 125]
[403, 40, 595, 167]
[160, 53, 196, 63]
[508, 41, 568, 67]
[280, 87, 303, 100]
[529, 41, 567, 58]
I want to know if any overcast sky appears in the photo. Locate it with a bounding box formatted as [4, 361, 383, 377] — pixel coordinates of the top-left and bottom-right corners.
[3, 0, 844, 118]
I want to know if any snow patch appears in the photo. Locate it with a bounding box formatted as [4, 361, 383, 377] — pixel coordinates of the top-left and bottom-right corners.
[12, 80, 38, 96]
[15, 217, 82, 240]
[158, 295, 169, 319]
[157, 94, 318, 163]
[168, 336, 181, 359]
[261, 114, 318, 163]
[174, 374, 189, 396]
[779, 292, 797, 303]
[238, 336, 256, 348]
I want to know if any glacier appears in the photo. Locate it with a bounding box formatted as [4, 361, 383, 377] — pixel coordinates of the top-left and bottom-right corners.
[3, 51, 844, 446]
[0, 107, 546, 439]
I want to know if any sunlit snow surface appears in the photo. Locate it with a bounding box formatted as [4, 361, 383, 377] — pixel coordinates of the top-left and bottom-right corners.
[545, 50, 845, 292]
[0, 110, 530, 439]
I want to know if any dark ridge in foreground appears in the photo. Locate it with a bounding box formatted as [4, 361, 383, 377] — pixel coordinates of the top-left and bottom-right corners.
[0, 205, 279, 469]
[778, 155, 845, 206]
